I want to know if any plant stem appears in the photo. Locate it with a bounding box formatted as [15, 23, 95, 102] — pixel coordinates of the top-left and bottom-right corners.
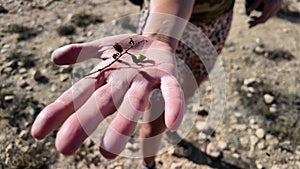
[83, 39, 147, 77]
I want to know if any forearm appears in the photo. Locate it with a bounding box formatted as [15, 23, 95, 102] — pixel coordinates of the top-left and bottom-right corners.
[150, 0, 194, 19]
[142, 0, 195, 50]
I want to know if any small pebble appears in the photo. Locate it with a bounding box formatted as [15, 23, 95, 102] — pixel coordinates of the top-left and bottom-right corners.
[51, 84, 57, 92]
[233, 124, 247, 131]
[288, 3, 300, 14]
[250, 135, 258, 150]
[257, 141, 266, 150]
[249, 118, 257, 125]
[240, 85, 249, 92]
[1, 48, 8, 54]
[25, 86, 33, 91]
[5, 60, 17, 67]
[4, 95, 14, 101]
[171, 162, 183, 169]
[33, 70, 43, 81]
[264, 94, 274, 104]
[265, 134, 279, 147]
[19, 80, 28, 88]
[5, 144, 13, 154]
[248, 87, 255, 93]
[19, 130, 28, 139]
[233, 65, 240, 70]
[17, 61, 25, 67]
[33, 69, 48, 83]
[271, 165, 280, 169]
[228, 46, 236, 52]
[283, 28, 290, 33]
[256, 160, 264, 169]
[232, 153, 240, 159]
[250, 124, 259, 129]
[255, 38, 262, 44]
[255, 128, 265, 139]
[5, 157, 10, 165]
[191, 104, 201, 113]
[60, 74, 69, 82]
[3, 67, 13, 73]
[195, 121, 205, 131]
[269, 104, 277, 113]
[234, 112, 242, 118]
[218, 141, 228, 150]
[254, 46, 265, 55]
[19, 68, 27, 74]
[198, 132, 209, 143]
[244, 78, 257, 86]
[27, 106, 35, 116]
[206, 142, 221, 158]
[239, 136, 249, 148]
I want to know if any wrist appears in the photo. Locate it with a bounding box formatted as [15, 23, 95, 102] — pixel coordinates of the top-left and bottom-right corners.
[141, 12, 188, 52]
[140, 0, 195, 51]
[143, 33, 178, 51]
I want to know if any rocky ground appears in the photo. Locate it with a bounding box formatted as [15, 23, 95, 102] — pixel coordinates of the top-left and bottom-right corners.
[0, 0, 300, 169]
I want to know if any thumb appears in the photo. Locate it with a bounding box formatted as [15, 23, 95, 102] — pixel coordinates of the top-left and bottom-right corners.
[51, 42, 100, 65]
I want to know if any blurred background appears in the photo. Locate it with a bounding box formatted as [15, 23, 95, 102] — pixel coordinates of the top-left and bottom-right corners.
[0, 0, 299, 168]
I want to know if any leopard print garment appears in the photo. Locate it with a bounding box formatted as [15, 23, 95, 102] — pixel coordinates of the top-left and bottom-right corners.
[138, 8, 233, 85]
[177, 11, 233, 84]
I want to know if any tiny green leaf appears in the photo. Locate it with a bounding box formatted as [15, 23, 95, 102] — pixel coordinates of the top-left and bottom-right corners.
[130, 53, 147, 64]
[136, 54, 146, 62]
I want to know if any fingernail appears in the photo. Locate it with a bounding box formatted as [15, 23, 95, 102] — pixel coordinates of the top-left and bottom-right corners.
[52, 47, 64, 57]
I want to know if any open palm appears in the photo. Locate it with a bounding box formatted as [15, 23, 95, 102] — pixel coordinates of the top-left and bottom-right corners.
[31, 34, 184, 158]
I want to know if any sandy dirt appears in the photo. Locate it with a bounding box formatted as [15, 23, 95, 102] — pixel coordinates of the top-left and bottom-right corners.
[0, 0, 299, 169]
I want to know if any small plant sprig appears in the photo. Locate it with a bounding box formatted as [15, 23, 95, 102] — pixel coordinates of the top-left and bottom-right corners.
[84, 38, 148, 77]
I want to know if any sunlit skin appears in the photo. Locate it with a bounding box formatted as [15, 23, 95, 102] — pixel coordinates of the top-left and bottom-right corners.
[31, 34, 184, 158]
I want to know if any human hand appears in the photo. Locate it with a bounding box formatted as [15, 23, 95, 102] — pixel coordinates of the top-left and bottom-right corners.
[31, 34, 184, 158]
[246, 0, 282, 28]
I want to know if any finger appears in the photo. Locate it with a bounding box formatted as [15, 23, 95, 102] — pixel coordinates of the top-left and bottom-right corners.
[51, 42, 100, 65]
[248, 7, 273, 28]
[246, 0, 262, 15]
[99, 114, 138, 159]
[31, 75, 106, 139]
[160, 76, 184, 131]
[140, 102, 166, 158]
[54, 113, 88, 155]
[51, 34, 134, 65]
[55, 83, 127, 155]
[248, 16, 259, 28]
[100, 80, 152, 159]
[260, 6, 274, 22]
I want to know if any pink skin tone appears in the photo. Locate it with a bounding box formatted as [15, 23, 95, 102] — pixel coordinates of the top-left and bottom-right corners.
[31, 34, 184, 158]
[247, 0, 282, 28]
